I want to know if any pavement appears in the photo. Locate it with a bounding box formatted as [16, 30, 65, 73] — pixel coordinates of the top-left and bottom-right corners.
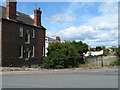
[1, 67, 119, 88]
[1, 66, 118, 75]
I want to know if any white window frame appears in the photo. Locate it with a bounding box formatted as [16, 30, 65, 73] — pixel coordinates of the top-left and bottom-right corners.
[19, 46, 23, 58]
[28, 51, 31, 58]
[32, 46, 35, 57]
[32, 30, 35, 38]
[25, 48, 30, 60]
[25, 31, 30, 44]
[19, 27, 23, 37]
[42, 46, 44, 56]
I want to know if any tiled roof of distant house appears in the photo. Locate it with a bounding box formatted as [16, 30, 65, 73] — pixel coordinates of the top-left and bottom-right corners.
[46, 36, 56, 42]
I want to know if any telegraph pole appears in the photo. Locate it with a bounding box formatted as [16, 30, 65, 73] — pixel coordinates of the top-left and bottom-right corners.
[101, 55, 103, 67]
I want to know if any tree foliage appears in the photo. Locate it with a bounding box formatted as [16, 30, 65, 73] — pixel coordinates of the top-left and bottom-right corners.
[108, 46, 120, 66]
[110, 60, 120, 66]
[115, 46, 120, 56]
[69, 41, 88, 55]
[42, 41, 88, 69]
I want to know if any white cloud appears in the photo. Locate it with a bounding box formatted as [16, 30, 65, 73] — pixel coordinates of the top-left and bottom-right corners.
[98, 2, 118, 14]
[47, 2, 118, 46]
[47, 22, 118, 46]
[86, 14, 118, 29]
[47, 2, 81, 24]
[50, 14, 75, 23]
[85, 2, 118, 28]
[99, 22, 118, 30]
[30, 15, 34, 19]
[56, 26, 97, 40]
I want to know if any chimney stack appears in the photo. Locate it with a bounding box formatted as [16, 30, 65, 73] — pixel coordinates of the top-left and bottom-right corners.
[56, 37, 61, 43]
[6, 0, 17, 20]
[34, 8, 42, 26]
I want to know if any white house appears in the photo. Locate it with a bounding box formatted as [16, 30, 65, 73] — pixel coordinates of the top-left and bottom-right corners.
[45, 36, 56, 56]
[84, 50, 103, 57]
[45, 36, 61, 56]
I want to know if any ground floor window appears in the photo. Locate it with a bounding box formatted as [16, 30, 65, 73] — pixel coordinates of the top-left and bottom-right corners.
[31, 46, 35, 57]
[19, 46, 23, 58]
[42, 46, 44, 56]
[19, 46, 35, 59]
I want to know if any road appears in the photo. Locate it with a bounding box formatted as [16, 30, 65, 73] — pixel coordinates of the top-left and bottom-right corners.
[2, 71, 118, 88]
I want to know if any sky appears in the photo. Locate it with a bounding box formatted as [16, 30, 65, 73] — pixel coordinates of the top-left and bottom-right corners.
[0, 1, 118, 47]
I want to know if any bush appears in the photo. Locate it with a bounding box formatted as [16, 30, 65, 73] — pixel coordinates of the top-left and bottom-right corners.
[55, 65, 64, 69]
[41, 41, 88, 69]
[115, 46, 120, 56]
[103, 50, 110, 56]
[110, 60, 120, 66]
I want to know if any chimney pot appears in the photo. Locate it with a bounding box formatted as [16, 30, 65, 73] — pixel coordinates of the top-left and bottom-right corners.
[6, 0, 17, 20]
[56, 37, 61, 43]
[38, 8, 40, 11]
[34, 8, 42, 26]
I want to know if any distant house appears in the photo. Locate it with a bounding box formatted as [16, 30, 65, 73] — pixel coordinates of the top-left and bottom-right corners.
[106, 46, 117, 52]
[45, 36, 56, 56]
[56, 36, 61, 43]
[96, 46, 103, 51]
[0, 1, 46, 67]
[84, 46, 104, 57]
[84, 50, 103, 57]
[45, 36, 61, 56]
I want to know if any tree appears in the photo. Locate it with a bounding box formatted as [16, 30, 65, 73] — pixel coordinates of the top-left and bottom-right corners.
[103, 49, 109, 56]
[42, 42, 79, 69]
[41, 41, 88, 69]
[70, 41, 88, 55]
[70, 41, 88, 64]
[115, 46, 120, 62]
[110, 46, 120, 66]
[115, 46, 120, 56]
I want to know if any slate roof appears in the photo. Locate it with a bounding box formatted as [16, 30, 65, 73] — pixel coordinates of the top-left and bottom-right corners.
[0, 5, 36, 26]
[46, 36, 56, 42]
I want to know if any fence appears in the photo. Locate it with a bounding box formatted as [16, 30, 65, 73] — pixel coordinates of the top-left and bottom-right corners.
[84, 55, 118, 67]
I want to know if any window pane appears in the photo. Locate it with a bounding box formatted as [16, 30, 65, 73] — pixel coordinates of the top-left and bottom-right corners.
[31, 46, 35, 57]
[19, 27, 23, 37]
[25, 31, 30, 44]
[32, 30, 35, 38]
[19, 46, 23, 58]
[42, 46, 44, 56]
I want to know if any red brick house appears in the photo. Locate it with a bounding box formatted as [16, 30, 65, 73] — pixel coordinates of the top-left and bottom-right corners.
[0, 1, 46, 67]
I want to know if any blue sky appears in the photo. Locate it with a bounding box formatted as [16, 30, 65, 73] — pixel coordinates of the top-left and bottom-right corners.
[1, 2, 118, 47]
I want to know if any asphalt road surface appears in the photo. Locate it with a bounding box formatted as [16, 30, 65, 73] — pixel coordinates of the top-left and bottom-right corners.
[2, 72, 118, 88]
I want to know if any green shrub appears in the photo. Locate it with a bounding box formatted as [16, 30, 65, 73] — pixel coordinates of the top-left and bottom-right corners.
[110, 60, 120, 66]
[41, 41, 88, 69]
[55, 65, 64, 69]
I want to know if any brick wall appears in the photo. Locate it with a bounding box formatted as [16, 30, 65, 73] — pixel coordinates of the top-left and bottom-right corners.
[0, 21, 2, 66]
[2, 19, 45, 67]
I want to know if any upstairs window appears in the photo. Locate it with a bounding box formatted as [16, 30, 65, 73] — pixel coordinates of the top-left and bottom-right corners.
[25, 30, 30, 44]
[32, 30, 35, 38]
[19, 27, 23, 37]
